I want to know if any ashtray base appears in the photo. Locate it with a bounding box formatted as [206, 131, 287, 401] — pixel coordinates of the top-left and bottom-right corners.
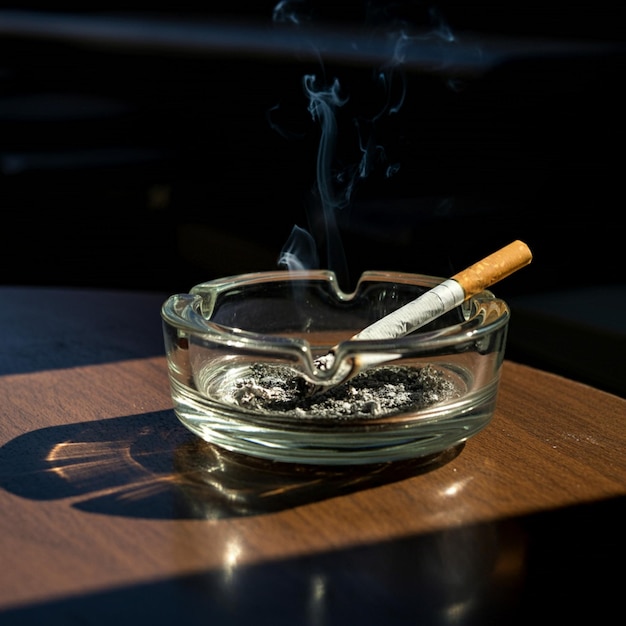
[169, 362, 498, 465]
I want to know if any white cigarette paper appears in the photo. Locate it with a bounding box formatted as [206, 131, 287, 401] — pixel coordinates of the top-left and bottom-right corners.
[350, 240, 532, 342]
[354, 278, 465, 341]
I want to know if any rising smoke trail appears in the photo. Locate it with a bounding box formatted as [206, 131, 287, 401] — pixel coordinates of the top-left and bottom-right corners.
[272, 1, 462, 287]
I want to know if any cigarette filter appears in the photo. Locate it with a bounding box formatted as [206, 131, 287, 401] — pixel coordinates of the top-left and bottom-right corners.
[354, 240, 532, 341]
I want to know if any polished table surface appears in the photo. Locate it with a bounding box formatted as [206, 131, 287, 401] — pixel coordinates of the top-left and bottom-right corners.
[1, 286, 625, 625]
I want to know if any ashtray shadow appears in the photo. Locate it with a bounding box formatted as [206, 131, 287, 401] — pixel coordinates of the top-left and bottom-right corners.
[0, 410, 462, 520]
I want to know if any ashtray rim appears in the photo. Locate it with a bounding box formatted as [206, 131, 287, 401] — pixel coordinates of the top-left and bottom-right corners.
[161, 269, 510, 371]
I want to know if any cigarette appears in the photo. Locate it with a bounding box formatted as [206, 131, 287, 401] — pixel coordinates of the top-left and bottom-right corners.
[353, 240, 532, 341]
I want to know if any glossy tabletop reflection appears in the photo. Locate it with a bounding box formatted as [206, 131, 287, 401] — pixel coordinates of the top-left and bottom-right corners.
[0, 286, 624, 625]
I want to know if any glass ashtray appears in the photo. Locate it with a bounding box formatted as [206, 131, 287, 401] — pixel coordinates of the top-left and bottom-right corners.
[161, 270, 509, 465]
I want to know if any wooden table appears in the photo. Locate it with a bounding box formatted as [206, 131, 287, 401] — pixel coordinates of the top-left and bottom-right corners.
[1, 286, 624, 625]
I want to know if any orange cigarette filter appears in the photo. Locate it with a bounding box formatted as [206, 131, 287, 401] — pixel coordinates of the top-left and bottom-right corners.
[452, 240, 533, 298]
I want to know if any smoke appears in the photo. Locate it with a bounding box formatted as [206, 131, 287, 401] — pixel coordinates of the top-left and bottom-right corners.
[271, 1, 460, 286]
[272, 0, 313, 25]
[278, 225, 318, 271]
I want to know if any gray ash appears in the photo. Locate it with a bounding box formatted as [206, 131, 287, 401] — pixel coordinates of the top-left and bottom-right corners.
[226, 363, 460, 420]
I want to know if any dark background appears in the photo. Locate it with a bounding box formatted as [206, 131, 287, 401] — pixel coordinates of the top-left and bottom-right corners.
[1, 2, 624, 393]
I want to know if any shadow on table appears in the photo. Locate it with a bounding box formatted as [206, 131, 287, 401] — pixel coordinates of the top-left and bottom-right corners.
[1, 402, 623, 624]
[0, 493, 623, 625]
[0, 409, 462, 520]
